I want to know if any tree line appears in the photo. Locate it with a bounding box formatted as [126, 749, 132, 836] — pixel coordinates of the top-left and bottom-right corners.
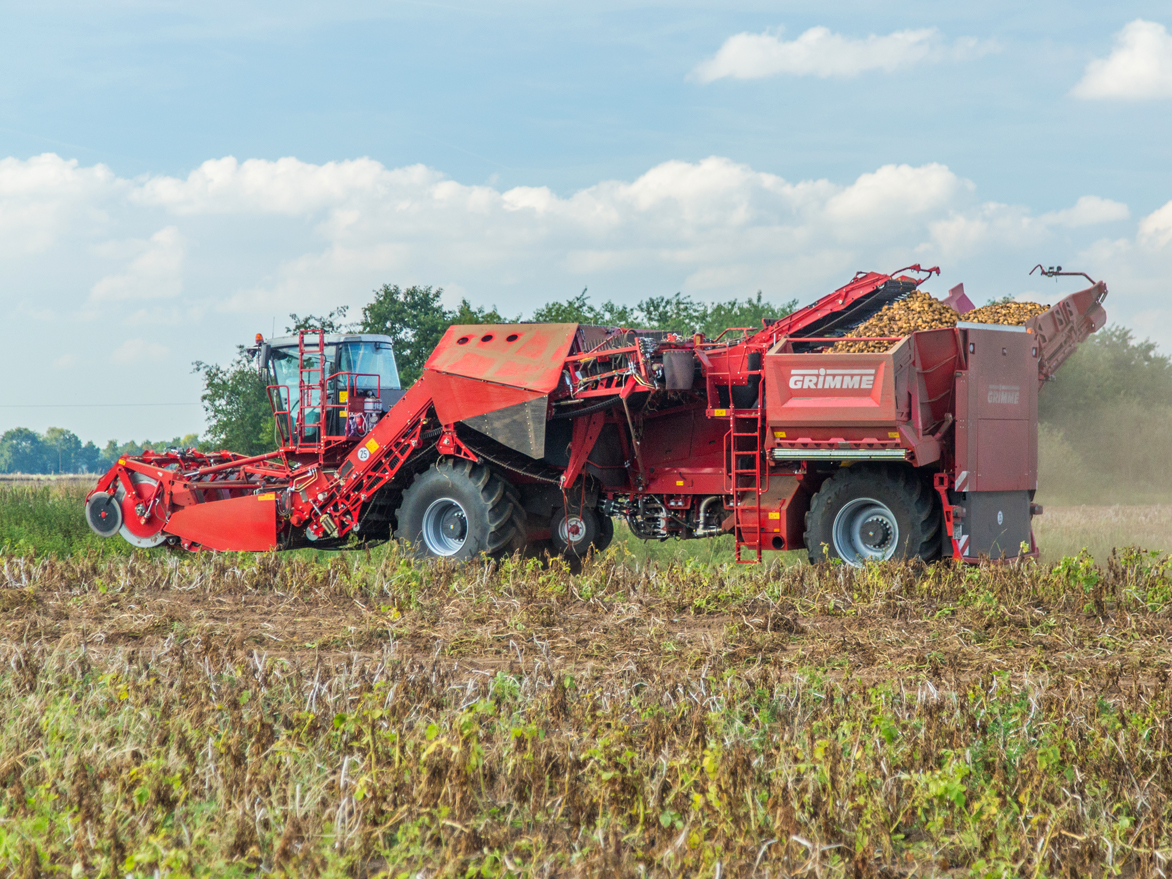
[0, 285, 795, 472]
[3, 283, 1169, 481]
[0, 428, 200, 475]
[196, 284, 800, 455]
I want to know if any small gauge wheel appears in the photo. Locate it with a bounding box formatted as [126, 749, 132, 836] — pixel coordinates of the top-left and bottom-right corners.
[551, 507, 601, 558]
[85, 491, 123, 537]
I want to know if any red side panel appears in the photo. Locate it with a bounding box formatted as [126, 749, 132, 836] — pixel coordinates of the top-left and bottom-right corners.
[763, 342, 909, 428]
[425, 323, 578, 392]
[955, 325, 1038, 492]
[165, 495, 279, 551]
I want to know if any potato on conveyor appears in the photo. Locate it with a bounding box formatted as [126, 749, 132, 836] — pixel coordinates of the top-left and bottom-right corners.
[829, 292, 1048, 353]
[962, 301, 1048, 325]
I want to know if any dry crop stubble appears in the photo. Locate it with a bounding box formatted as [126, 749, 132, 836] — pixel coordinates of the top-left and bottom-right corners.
[3, 544, 1172, 875]
[1034, 505, 1172, 563]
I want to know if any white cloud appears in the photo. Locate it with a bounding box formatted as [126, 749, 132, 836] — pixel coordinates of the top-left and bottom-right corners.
[3, 149, 1170, 441]
[1073, 20, 1172, 100]
[824, 163, 969, 225]
[924, 195, 1132, 260]
[90, 226, 185, 302]
[0, 154, 119, 258]
[926, 203, 1043, 260]
[0, 153, 1144, 309]
[1138, 199, 1172, 247]
[132, 155, 395, 215]
[110, 339, 170, 365]
[691, 26, 995, 82]
[1041, 195, 1130, 227]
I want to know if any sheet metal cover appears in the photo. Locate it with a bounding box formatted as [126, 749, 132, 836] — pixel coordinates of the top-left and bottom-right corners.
[461, 395, 548, 459]
[425, 323, 579, 392]
[164, 494, 279, 551]
[425, 370, 548, 427]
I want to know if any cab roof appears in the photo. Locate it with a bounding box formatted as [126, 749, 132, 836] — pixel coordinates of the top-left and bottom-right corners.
[265, 333, 393, 349]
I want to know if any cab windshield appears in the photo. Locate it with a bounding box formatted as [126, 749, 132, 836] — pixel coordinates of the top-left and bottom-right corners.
[267, 340, 400, 437]
[337, 341, 400, 391]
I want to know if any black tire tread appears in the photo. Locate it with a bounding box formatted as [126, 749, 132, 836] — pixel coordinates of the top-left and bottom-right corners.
[804, 465, 942, 564]
[395, 457, 522, 559]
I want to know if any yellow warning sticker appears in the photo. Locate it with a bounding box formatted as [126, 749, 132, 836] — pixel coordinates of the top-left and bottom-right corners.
[888, 432, 899, 439]
[774, 431, 786, 438]
[257, 493, 276, 501]
[676, 480, 685, 486]
[338, 390, 348, 403]
[713, 409, 727, 417]
[768, 512, 781, 519]
[365, 438, 380, 453]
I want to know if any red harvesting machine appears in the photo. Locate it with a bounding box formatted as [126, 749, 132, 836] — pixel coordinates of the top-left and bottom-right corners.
[85, 266, 1107, 565]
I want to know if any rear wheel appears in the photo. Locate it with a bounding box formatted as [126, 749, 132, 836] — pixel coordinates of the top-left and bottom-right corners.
[804, 465, 941, 566]
[395, 458, 523, 561]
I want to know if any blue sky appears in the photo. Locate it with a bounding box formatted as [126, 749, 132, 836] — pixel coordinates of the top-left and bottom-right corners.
[2, 2, 1171, 441]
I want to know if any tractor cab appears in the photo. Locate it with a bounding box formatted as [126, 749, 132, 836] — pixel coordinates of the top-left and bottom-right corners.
[253, 332, 403, 450]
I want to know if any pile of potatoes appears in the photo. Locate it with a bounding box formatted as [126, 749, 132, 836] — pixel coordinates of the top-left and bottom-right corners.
[962, 300, 1049, 325]
[829, 292, 1048, 353]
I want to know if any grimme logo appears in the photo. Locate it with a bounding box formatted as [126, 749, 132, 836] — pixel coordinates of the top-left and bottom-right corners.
[987, 384, 1021, 404]
[788, 368, 876, 390]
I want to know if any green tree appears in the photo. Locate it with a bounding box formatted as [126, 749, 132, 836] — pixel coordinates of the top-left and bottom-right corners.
[450, 298, 514, 325]
[700, 291, 798, 338]
[636, 293, 707, 333]
[77, 441, 102, 473]
[194, 352, 276, 455]
[531, 289, 638, 326]
[0, 428, 47, 474]
[285, 306, 351, 334]
[1039, 325, 1172, 426]
[358, 285, 453, 386]
[42, 427, 82, 473]
[530, 288, 797, 337]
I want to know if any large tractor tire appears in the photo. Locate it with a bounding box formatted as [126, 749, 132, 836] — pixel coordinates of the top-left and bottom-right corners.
[804, 465, 941, 566]
[394, 458, 524, 561]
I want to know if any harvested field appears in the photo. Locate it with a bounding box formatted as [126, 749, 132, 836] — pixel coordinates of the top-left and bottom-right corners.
[1035, 504, 1172, 564]
[4, 485, 1172, 875]
[3, 543, 1172, 876]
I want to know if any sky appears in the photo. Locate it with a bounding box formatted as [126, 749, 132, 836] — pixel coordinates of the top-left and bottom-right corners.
[2, 1, 1171, 443]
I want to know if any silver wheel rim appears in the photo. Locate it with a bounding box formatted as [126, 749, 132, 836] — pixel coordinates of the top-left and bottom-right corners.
[558, 515, 588, 547]
[421, 498, 468, 556]
[831, 497, 898, 565]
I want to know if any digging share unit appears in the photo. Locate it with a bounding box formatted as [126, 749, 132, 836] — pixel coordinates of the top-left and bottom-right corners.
[85, 266, 1107, 565]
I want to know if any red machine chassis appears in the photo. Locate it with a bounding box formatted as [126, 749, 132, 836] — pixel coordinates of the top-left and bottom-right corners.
[86, 267, 1107, 563]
